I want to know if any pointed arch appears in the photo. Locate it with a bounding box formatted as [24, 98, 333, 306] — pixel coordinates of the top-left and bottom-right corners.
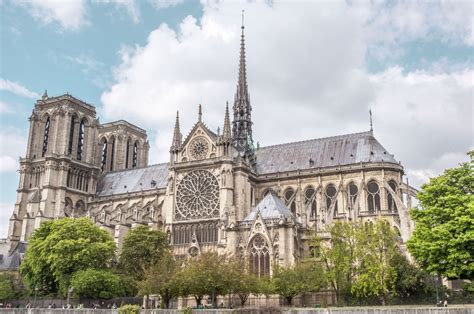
[387, 180, 398, 213]
[132, 140, 139, 168]
[304, 185, 317, 220]
[76, 118, 86, 160]
[283, 187, 296, 215]
[248, 234, 270, 278]
[100, 137, 108, 172]
[347, 181, 359, 213]
[42, 116, 51, 157]
[325, 184, 338, 214]
[367, 180, 381, 213]
[67, 114, 77, 155]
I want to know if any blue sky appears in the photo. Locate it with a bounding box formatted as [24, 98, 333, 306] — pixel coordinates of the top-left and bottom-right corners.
[0, 0, 472, 238]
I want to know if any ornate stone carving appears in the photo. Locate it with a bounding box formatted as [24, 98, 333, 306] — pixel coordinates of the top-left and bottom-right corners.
[189, 137, 209, 160]
[175, 169, 219, 220]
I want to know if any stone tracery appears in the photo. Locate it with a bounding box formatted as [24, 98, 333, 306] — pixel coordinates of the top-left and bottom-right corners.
[175, 169, 220, 221]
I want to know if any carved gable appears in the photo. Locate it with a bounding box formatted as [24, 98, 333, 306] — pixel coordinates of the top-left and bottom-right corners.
[180, 123, 217, 162]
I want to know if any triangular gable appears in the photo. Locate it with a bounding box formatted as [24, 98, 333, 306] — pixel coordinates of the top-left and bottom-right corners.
[247, 210, 272, 247]
[181, 121, 217, 148]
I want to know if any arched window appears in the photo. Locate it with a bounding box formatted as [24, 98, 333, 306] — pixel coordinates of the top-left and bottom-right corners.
[367, 181, 381, 213]
[67, 115, 76, 155]
[248, 234, 270, 278]
[42, 117, 50, 157]
[325, 184, 338, 214]
[347, 183, 358, 212]
[101, 139, 108, 172]
[132, 142, 138, 168]
[125, 138, 131, 168]
[304, 186, 317, 220]
[109, 137, 115, 171]
[284, 187, 296, 215]
[76, 119, 85, 160]
[387, 181, 398, 213]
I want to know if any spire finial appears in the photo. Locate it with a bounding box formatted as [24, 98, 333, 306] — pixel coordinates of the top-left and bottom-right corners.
[223, 101, 231, 140]
[369, 109, 373, 132]
[42, 89, 48, 100]
[241, 9, 245, 31]
[171, 110, 181, 151]
[198, 104, 202, 122]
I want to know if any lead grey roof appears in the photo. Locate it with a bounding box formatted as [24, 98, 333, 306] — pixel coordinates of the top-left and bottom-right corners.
[244, 192, 293, 221]
[255, 131, 397, 174]
[0, 241, 26, 270]
[96, 163, 169, 197]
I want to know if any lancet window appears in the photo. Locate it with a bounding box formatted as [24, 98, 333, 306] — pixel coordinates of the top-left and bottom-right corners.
[367, 181, 381, 213]
[347, 183, 358, 213]
[42, 117, 50, 157]
[67, 115, 75, 155]
[100, 139, 107, 172]
[248, 234, 270, 278]
[132, 142, 138, 168]
[125, 139, 131, 168]
[284, 187, 296, 215]
[387, 181, 398, 213]
[304, 186, 317, 220]
[109, 137, 115, 171]
[325, 184, 338, 214]
[172, 222, 218, 244]
[76, 119, 85, 160]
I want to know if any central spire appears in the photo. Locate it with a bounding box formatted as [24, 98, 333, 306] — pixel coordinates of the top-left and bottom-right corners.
[232, 10, 253, 153]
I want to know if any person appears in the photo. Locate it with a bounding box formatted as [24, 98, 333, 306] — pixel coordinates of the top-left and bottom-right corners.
[443, 299, 448, 307]
[52, 303, 56, 309]
[112, 303, 117, 309]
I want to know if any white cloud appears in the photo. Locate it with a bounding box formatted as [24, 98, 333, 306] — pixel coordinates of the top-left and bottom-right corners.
[0, 130, 27, 173]
[101, 1, 473, 188]
[149, 0, 183, 10]
[0, 78, 40, 99]
[17, 0, 88, 31]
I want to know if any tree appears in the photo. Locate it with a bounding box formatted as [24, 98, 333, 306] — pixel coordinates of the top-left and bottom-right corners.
[390, 252, 427, 299]
[408, 155, 474, 279]
[118, 226, 169, 281]
[20, 217, 116, 296]
[351, 220, 399, 305]
[272, 262, 323, 305]
[310, 221, 359, 305]
[255, 276, 275, 307]
[179, 252, 233, 307]
[71, 269, 130, 299]
[138, 252, 181, 309]
[226, 260, 259, 307]
[0, 274, 16, 301]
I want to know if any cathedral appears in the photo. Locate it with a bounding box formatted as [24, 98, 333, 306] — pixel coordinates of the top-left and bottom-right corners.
[2, 24, 417, 275]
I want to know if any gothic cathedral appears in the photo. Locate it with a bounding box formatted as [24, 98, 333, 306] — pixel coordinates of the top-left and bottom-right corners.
[2, 24, 417, 275]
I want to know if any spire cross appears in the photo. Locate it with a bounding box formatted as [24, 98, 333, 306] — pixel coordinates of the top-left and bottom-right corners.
[198, 104, 202, 122]
[241, 9, 245, 30]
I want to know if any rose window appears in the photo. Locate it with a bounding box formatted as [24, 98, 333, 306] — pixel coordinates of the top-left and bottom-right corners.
[175, 170, 220, 220]
[189, 137, 209, 160]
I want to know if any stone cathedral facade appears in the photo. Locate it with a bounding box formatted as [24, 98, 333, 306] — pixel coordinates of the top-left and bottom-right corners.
[3, 25, 417, 275]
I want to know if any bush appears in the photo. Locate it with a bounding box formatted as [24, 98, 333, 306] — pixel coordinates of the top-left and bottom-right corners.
[119, 304, 140, 314]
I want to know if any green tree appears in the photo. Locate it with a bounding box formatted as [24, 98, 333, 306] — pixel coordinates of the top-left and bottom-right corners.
[407, 155, 474, 279]
[351, 220, 399, 305]
[118, 226, 169, 281]
[179, 252, 233, 307]
[390, 252, 427, 299]
[272, 262, 323, 305]
[226, 260, 259, 307]
[138, 252, 180, 309]
[255, 276, 275, 307]
[0, 274, 17, 301]
[20, 217, 116, 296]
[71, 269, 130, 299]
[311, 221, 359, 305]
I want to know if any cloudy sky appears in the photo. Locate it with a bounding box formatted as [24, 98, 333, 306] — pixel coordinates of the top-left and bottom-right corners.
[0, 0, 472, 237]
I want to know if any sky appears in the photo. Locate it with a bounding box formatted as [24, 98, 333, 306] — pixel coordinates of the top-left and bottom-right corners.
[0, 0, 472, 238]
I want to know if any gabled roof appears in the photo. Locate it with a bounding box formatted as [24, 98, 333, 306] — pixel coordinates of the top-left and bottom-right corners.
[181, 121, 218, 148]
[244, 191, 293, 221]
[255, 131, 398, 174]
[96, 163, 169, 197]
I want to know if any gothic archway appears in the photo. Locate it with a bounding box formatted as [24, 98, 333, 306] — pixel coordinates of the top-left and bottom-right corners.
[248, 234, 270, 278]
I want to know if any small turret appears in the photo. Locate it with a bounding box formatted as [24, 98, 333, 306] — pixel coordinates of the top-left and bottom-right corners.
[170, 111, 181, 152]
[223, 102, 232, 140]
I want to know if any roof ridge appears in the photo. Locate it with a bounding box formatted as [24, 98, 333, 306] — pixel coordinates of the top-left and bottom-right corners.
[258, 130, 372, 150]
[102, 162, 169, 175]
